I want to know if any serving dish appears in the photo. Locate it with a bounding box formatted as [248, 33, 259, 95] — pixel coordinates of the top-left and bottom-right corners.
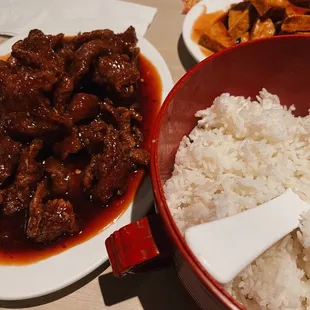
[182, 0, 237, 62]
[106, 35, 310, 310]
[0, 31, 173, 301]
[183, 0, 310, 63]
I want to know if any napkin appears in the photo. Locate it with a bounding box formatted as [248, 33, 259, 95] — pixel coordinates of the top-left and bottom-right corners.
[0, 0, 157, 36]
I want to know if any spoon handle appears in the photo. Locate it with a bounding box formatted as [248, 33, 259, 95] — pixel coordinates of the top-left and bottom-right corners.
[184, 189, 310, 284]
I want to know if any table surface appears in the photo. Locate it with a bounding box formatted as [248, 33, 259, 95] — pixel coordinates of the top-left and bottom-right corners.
[0, 1, 199, 309]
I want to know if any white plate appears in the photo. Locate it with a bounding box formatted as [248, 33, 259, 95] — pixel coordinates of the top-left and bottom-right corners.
[182, 0, 238, 62]
[0, 31, 173, 301]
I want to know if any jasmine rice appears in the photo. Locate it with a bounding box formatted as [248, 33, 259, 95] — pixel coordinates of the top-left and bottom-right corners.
[164, 89, 310, 309]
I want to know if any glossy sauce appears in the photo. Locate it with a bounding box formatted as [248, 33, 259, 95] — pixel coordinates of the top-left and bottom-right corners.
[191, 8, 226, 57]
[0, 54, 9, 61]
[0, 54, 162, 265]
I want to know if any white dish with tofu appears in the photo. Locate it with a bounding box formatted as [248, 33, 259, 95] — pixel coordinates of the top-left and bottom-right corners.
[182, 0, 237, 62]
[183, 0, 310, 63]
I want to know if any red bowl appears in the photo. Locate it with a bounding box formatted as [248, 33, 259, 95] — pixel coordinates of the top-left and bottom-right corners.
[106, 35, 310, 310]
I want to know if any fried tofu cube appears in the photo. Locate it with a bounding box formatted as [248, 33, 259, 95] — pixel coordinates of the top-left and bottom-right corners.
[285, 4, 310, 17]
[251, 18, 276, 39]
[282, 15, 310, 32]
[198, 21, 234, 52]
[228, 6, 251, 41]
[250, 0, 272, 16]
[241, 31, 250, 42]
[250, 0, 289, 16]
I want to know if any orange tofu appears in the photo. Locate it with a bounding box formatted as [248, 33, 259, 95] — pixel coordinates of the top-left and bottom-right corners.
[285, 4, 310, 17]
[250, 0, 271, 16]
[192, 9, 227, 40]
[282, 15, 310, 32]
[250, 0, 289, 16]
[198, 21, 234, 52]
[241, 31, 250, 42]
[267, 0, 290, 8]
[228, 7, 251, 41]
[251, 18, 276, 39]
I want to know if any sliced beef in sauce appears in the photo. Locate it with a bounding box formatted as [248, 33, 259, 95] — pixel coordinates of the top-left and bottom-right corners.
[0, 26, 150, 245]
[15, 139, 43, 187]
[92, 54, 140, 99]
[78, 119, 108, 153]
[45, 157, 70, 196]
[2, 139, 43, 215]
[53, 75, 74, 112]
[11, 29, 64, 72]
[70, 40, 113, 83]
[53, 126, 82, 160]
[27, 180, 78, 243]
[83, 130, 132, 204]
[0, 68, 72, 138]
[0, 135, 22, 186]
[2, 185, 32, 216]
[113, 26, 138, 55]
[72, 29, 115, 48]
[128, 148, 150, 166]
[66, 93, 99, 123]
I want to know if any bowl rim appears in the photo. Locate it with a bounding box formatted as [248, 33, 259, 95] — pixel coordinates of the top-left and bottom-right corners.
[150, 34, 310, 309]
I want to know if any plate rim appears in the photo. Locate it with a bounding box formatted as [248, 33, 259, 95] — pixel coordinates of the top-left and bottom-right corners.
[0, 30, 173, 301]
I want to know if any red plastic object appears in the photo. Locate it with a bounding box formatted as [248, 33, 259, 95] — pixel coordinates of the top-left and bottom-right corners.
[106, 214, 172, 277]
[106, 35, 310, 309]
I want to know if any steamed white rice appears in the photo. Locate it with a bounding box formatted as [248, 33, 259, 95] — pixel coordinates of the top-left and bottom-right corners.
[164, 89, 310, 309]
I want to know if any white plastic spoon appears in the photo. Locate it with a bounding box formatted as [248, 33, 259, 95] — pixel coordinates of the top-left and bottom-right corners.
[184, 189, 310, 284]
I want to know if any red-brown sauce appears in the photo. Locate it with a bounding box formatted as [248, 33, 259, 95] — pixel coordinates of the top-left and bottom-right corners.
[0, 54, 9, 61]
[191, 8, 226, 57]
[0, 53, 162, 265]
